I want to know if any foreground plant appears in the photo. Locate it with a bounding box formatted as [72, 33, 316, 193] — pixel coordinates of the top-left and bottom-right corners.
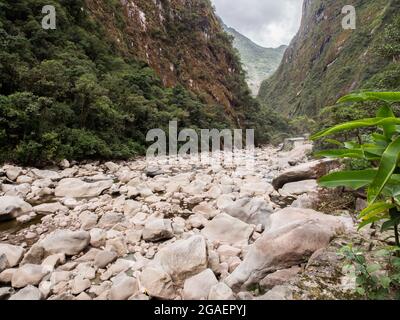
[340, 245, 400, 299]
[311, 92, 400, 248]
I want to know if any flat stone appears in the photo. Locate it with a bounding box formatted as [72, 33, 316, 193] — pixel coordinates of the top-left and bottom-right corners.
[40, 230, 90, 256]
[94, 250, 118, 268]
[33, 202, 68, 215]
[55, 178, 113, 198]
[202, 213, 254, 246]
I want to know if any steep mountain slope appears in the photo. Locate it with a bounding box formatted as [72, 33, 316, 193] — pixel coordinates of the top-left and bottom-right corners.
[222, 23, 286, 95]
[258, 0, 400, 117]
[86, 0, 254, 121]
[0, 0, 262, 164]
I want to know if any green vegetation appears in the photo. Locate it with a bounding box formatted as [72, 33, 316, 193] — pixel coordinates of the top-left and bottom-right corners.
[312, 92, 400, 247]
[312, 92, 400, 298]
[0, 0, 275, 165]
[341, 245, 400, 299]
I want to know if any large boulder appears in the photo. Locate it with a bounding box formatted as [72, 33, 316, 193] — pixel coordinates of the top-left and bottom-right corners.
[0, 244, 24, 267]
[224, 197, 273, 226]
[154, 236, 207, 284]
[40, 230, 90, 256]
[225, 208, 349, 290]
[55, 178, 113, 198]
[183, 269, 218, 300]
[0, 196, 33, 220]
[202, 213, 254, 246]
[272, 159, 339, 190]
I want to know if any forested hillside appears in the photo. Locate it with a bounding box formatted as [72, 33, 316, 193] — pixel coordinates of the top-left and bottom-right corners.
[0, 0, 266, 165]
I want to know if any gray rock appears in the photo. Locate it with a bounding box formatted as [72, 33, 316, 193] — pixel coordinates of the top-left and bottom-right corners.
[0, 243, 24, 267]
[224, 197, 273, 226]
[55, 178, 113, 198]
[142, 219, 173, 242]
[33, 202, 68, 215]
[208, 282, 235, 300]
[0, 196, 33, 220]
[40, 230, 90, 256]
[12, 264, 49, 288]
[225, 208, 347, 290]
[202, 213, 254, 246]
[183, 269, 218, 300]
[109, 275, 139, 300]
[140, 267, 175, 300]
[154, 235, 207, 283]
[9, 285, 42, 300]
[0, 254, 8, 272]
[94, 250, 118, 268]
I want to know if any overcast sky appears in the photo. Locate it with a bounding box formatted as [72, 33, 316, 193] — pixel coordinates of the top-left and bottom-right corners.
[211, 0, 304, 48]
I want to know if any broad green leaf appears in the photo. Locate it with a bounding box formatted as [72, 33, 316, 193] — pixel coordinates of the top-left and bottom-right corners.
[377, 105, 396, 138]
[338, 92, 400, 104]
[358, 202, 395, 219]
[314, 149, 364, 159]
[368, 137, 400, 204]
[318, 170, 377, 189]
[311, 118, 400, 140]
[361, 145, 385, 157]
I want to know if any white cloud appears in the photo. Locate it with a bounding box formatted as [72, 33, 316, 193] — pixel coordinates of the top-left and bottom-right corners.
[211, 0, 303, 48]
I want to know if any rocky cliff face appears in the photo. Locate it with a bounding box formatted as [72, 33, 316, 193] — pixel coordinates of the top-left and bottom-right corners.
[222, 23, 286, 96]
[86, 0, 250, 120]
[258, 0, 398, 117]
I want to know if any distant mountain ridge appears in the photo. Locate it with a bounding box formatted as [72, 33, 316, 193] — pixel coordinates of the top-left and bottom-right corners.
[258, 0, 400, 117]
[222, 22, 287, 95]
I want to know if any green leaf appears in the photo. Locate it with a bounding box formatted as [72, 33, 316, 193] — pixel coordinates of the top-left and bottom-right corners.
[358, 202, 395, 219]
[368, 137, 400, 204]
[358, 214, 389, 230]
[318, 170, 377, 189]
[377, 105, 396, 139]
[311, 118, 400, 140]
[314, 149, 364, 159]
[379, 276, 392, 289]
[366, 263, 381, 274]
[338, 92, 400, 104]
[323, 138, 344, 146]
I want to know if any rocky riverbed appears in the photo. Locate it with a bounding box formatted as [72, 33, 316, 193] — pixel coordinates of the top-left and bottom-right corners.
[0, 139, 375, 300]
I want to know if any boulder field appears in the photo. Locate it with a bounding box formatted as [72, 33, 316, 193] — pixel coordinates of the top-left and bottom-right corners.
[0, 139, 361, 300]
